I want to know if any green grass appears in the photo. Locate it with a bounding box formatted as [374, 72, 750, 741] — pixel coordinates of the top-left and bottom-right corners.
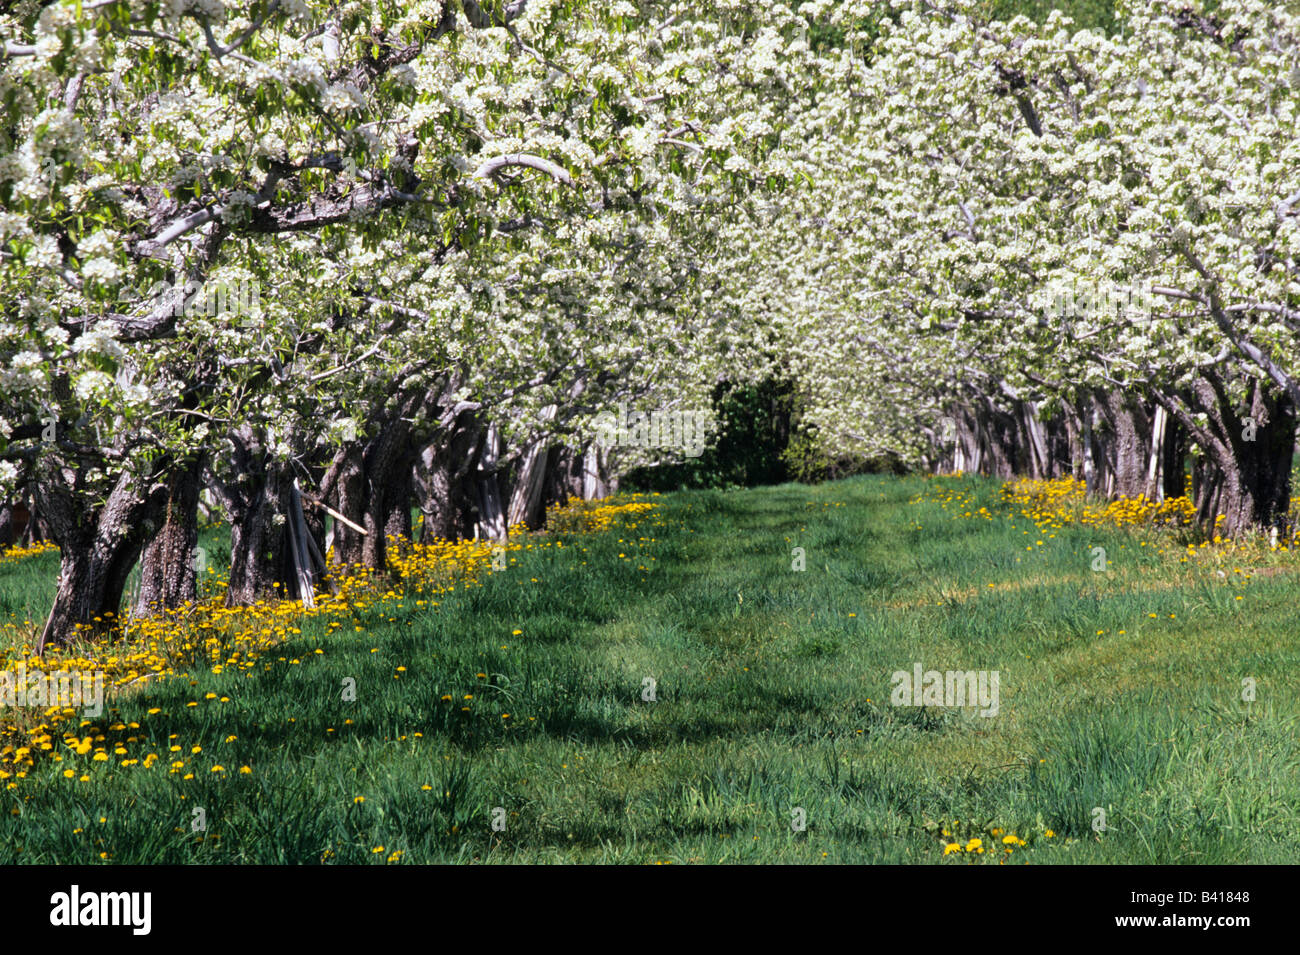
[2, 474, 1298, 863]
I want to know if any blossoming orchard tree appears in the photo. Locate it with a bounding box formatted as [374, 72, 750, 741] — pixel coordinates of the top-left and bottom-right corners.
[6, 0, 1299, 650]
[0, 0, 810, 647]
[741, 0, 1299, 535]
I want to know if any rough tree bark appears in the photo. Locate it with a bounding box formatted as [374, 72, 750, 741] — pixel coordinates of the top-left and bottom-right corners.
[1158, 374, 1294, 537]
[34, 464, 166, 651]
[328, 383, 470, 568]
[1095, 390, 1151, 499]
[211, 426, 303, 607]
[360, 408, 420, 570]
[330, 443, 367, 570]
[414, 415, 483, 542]
[133, 455, 202, 616]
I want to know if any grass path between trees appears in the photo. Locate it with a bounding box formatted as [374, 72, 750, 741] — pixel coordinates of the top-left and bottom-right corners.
[1, 474, 1297, 863]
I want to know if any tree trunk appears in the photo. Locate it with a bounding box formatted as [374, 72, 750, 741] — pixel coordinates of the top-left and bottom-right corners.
[41, 545, 139, 651]
[18, 492, 49, 545]
[415, 443, 454, 542]
[975, 399, 1016, 479]
[1192, 455, 1223, 528]
[215, 426, 307, 607]
[955, 406, 981, 474]
[1046, 407, 1072, 478]
[413, 413, 484, 542]
[581, 442, 616, 498]
[327, 389, 434, 572]
[226, 465, 295, 606]
[331, 444, 367, 571]
[360, 417, 414, 571]
[133, 456, 202, 616]
[507, 442, 553, 530]
[34, 467, 165, 651]
[505, 404, 559, 529]
[1166, 374, 1294, 537]
[383, 460, 414, 542]
[1144, 405, 1167, 501]
[475, 424, 507, 541]
[1096, 390, 1150, 499]
[1021, 401, 1050, 479]
[1215, 381, 1294, 536]
[542, 445, 585, 515]
[1082, 398, 1099, 495]
[1062, 402, 1083, 481]
[1162, 417, 1187, 499]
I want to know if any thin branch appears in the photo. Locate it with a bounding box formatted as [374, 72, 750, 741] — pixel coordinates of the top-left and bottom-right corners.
[199, 1, 279, 60]
[135, 206, 222, 256]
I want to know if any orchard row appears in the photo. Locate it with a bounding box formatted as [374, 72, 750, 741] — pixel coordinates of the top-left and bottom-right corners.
[2, 0, 1297, 646]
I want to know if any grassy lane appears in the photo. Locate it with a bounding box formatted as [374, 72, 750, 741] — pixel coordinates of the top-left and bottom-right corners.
[2, 475, 1297, 863]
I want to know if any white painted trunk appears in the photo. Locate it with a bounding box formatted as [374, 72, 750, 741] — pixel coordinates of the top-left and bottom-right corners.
[287, 480, 316, 609]
[507, 405, 557, 527]
[581, 443, 611, 499]
[1024, 401, 1050, 478]
[476, 424, 508, 541]
[1082, 406, 1097, 495]
[1146, 405, 1167, 502]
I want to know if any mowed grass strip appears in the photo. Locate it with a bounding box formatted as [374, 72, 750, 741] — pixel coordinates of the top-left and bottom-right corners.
[1, 474, 1297, 863]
